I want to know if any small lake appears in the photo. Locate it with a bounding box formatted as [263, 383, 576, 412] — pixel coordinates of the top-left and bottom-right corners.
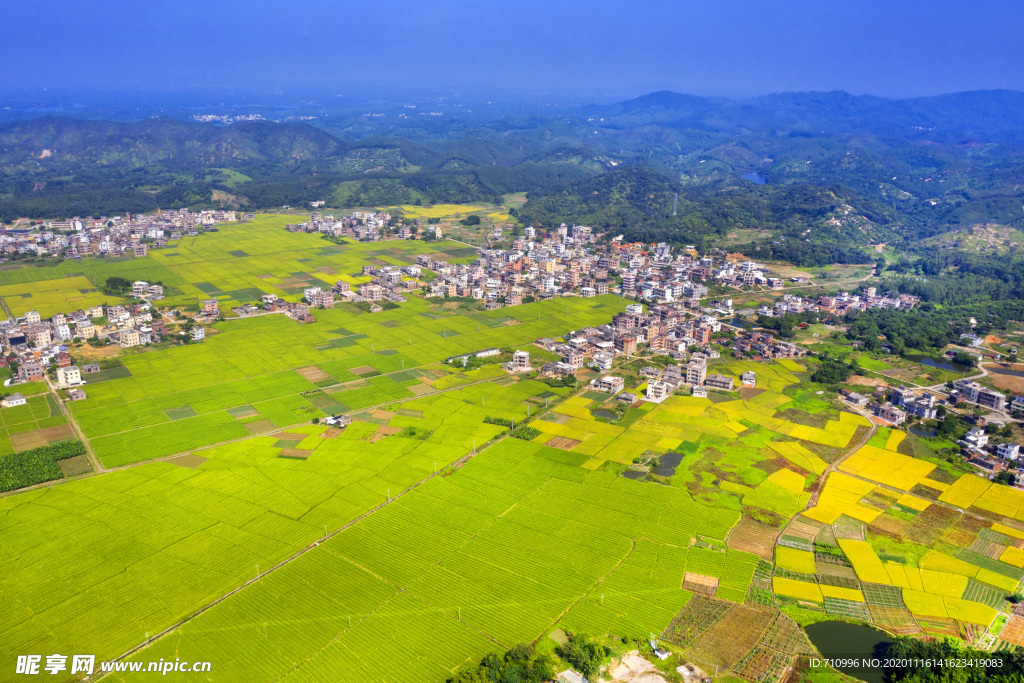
[655, 452, 683, 477]
[989, 366, 1024, 379]
[903, 353, 971, 374]
[804, 621, 894, 683]
[739, 170, 767, 184]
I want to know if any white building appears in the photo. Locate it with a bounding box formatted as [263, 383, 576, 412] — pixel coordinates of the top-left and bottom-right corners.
[996, 443, 1020, 461]
[2, 392, 27, 407]
[56, 365, 82, 386]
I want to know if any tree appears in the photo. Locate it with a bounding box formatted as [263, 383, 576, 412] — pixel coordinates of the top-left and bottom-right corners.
[104, 276, 132, 295]
[556, 633, 610, 679]
[953, 351, 977, 368]
[995, 470, 1016, 486]
[811, 358, 852, 384]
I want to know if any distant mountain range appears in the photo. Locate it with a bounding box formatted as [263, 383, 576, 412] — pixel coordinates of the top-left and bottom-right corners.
[1, 89, 1022, 264]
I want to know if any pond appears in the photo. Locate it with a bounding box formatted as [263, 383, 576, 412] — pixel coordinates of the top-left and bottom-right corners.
[655, 452, 683, 477]
[724, 317, 753, 328]
[909, 426, 938, 438]
[903, 353, 972, 374]
[989, 366, 1024, 379]
[739, 170, 767, 184]
[591, 409, 616, 420]
[804, 621, 894, 683]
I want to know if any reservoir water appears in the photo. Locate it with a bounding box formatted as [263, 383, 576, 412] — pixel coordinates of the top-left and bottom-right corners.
[903, 353, 971, 374]
[740, 171, 767, 184]
[804, 621, 894, 683]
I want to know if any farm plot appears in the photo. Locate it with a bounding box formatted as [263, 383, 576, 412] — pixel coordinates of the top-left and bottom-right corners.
[0, 275, 119, 318]
[0, 393, 70, 456]
[0, 379, 553, 669]
[121, 438, 746, 681]
[68, 289, 627, 466]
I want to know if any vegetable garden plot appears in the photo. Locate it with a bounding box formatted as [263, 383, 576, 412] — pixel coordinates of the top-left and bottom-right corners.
[660, 595, 733, 647]
[687, 605, 775, 671]
[824, 597, 871, 620]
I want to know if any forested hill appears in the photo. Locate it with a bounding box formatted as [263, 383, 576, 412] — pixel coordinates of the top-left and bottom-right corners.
[592, 89, 1024, 138]
[0, 117, 420, 174]
[2, 89, 1024, 264]
[515, 166, 888, 265]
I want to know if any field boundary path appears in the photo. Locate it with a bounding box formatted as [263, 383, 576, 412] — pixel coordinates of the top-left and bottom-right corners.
[87, 371, 586, 679]
[43, 374, 104, 473]
[805, 404, 877, 509]
[85, 437, 499, 681]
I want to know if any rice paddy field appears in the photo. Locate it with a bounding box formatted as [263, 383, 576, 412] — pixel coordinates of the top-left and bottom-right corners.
[0, 217, 626, 468]
[7, 217, 1024, 680]
[1, 378, 565, 672]
[0, 275, 118, 318]
[0, 215, 479, 314]
[69, 290, 624, 467]
[0, 392, 71, 455]
[768, 426, 1024, 647]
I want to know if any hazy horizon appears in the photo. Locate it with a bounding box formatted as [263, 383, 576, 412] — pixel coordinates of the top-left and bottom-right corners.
[5, 0, 1024, 100]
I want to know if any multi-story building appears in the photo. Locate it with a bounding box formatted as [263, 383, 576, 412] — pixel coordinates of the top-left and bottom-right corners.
[705, 374, 735, 391]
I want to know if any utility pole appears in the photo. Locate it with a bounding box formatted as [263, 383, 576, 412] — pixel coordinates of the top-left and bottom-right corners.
[324, 524, 328, 540]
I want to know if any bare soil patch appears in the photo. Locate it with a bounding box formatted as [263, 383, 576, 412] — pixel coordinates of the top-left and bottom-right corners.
[547, 436, 582, 450]
[296, 366, 331, 382]
[38, 425, 75, 442]
[168, 454, 208, 469]
[728, 518, 781, 559]
[10, 432, 46, 450]
[58, 454, 93, 476]
[683, 572, 720, 595]
[847, 375, 888, 387]
[244, 420, 276, 434]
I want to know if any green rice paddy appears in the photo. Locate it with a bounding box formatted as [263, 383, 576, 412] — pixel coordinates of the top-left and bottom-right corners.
[3, 213, 1021, 680]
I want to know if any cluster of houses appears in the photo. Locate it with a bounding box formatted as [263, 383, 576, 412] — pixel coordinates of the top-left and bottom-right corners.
[0, 284, 204, 398]
[842, 383, 1023, 475]
[522, 302, 804, 404]
[285, 211, 393, 241]
[1, 209, 239, 260]
[756, 287, 920, 319]
[961, 426, 1021, 472]
[951, 378, 1008, 412]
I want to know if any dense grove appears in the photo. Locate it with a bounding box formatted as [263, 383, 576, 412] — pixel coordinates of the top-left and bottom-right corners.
[448, 643, 554, 683]
[880, 636, 1024, 682]
[0, 440, 86, 492]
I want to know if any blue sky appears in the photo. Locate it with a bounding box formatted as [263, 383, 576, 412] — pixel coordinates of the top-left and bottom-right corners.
[5, 0, 1023, 98]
